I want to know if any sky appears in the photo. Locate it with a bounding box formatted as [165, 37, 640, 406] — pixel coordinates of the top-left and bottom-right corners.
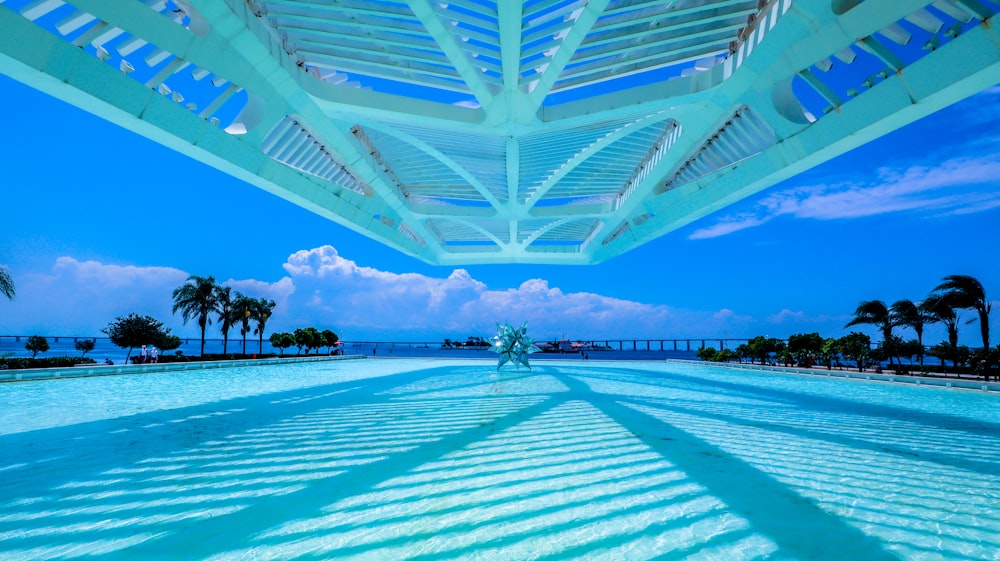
[1, 74, 999, 345]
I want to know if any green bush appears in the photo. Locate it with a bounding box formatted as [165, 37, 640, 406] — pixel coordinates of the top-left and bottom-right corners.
[128, 353, 279, 364]
[0, 356, 97, 370]
[696, 346, 718, 361]
[25, 335, 49, 358]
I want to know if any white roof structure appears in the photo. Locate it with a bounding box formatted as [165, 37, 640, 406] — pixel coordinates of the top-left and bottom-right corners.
[2, 0, 999, 263]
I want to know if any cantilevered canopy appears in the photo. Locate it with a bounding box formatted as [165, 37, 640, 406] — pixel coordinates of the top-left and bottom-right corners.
[2, 0, 999, 264]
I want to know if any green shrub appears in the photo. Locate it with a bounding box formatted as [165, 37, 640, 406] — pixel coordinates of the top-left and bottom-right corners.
[25, 335, 49, 358]
[696, 347, 718, 361]
[0, 356, 97, 370]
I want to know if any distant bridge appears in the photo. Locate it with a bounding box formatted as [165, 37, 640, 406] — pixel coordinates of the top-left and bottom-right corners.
[0, 334, 750, 351]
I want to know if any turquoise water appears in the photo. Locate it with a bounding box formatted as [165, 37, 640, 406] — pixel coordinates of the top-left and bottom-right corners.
[1, 359, 998, 560]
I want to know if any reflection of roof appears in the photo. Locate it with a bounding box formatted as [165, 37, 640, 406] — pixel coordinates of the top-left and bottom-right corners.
[2, 0, 998, 263]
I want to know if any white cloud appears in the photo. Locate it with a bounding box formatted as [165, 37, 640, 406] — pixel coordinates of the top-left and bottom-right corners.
[766, 309, 849, 326]
[690, 154, 1000, 239]
[0, 246, 762, 340]
[51, 257, 187, 288]
[276, 246, 681, 338]
[689, 214, 770, 240]
[0, 258, 291, 338]
[2, 258, 187, 335]
[223, 277, 295, 307]
[713, 308, 753, 323]
[0, 246, 867, 342]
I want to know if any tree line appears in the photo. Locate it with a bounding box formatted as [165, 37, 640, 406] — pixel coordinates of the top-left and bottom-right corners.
[269, 328, 340, 356]
[1, 271, 347, 367]
[698, 274, 998, 380]
[97, 275, 281, 363]
[844, 274, 992, 370]
[698, 332, 877, 372]
[171, 275, 277, 357]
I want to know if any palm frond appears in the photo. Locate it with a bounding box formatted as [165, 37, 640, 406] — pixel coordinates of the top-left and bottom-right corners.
[0, 266, 15, 301]
[933, 274, 985, 309]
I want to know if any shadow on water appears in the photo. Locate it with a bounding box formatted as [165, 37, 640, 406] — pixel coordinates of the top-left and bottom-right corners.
[555, 366, 1000, 476]
[574, 364, 1000, 436]
[1, 360, 998, 559]
[555, 373, 898, 561]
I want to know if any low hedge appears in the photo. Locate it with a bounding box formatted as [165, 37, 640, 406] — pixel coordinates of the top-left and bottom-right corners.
[128, 353, 280, 364]
[0, 356, 98, 370]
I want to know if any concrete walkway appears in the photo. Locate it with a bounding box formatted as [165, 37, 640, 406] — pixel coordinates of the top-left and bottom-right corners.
[0, 354, 365, 383]
[677, 360, 1000, 392]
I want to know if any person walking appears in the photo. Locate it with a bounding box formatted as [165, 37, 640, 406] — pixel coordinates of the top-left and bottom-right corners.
[151, 347, 159, 363]
[139, 345, 148, 364]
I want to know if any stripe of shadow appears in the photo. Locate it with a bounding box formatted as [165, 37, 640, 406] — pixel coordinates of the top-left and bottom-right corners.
[116, 395, 567, 560]
[302, 456, 677, 534]
[382, 370, 540, 397]
[574, 366, 1000, 438]
[619, 396, 1000, 476]
[529, 518, 758, 561]
[337, 485, 714, 561]
[0, 366, 459, 496]
[3, 431, 663, 551]
[558, 375, 899, 561]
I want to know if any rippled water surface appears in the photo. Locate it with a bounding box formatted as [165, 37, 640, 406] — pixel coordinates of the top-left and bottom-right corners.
[1, 359, 999, 560]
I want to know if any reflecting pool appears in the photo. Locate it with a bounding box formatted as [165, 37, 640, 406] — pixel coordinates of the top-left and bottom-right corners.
[1, 359, 999, 559]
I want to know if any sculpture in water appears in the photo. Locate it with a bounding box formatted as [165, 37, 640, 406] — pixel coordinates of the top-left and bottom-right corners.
[490, 322, 541, 370]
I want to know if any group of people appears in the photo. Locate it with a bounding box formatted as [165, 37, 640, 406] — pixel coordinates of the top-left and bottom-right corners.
[139, 345, 159, 364]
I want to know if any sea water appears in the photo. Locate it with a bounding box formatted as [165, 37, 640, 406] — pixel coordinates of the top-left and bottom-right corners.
[1, 359, 998, 560]
[0, 338, 700, 364]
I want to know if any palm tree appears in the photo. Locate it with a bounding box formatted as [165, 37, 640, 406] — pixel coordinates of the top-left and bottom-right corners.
[233, 292, 254, 356]
[891, 299, 928, 365]
[845, 300, 895, 367]
[253, 298, 276, 355]
[172, 275, 218, 357]
[933, 275, 991, 350]
[0, 266, 14, 301]
[215, 286, 235, 355]
[923, 294, 960, 349]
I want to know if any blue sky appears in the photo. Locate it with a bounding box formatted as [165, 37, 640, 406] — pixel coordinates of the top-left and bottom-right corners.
[1, 74, 998, 345]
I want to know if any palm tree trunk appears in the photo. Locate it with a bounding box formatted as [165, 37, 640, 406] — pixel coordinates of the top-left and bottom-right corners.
[200, 322, 206, 357]
[882, 328, 893, 368]
[917, 330, 924, 366]
[223, 334, 228, 355]
[979, 310, 990, 350]
[259, 334, 264, 355]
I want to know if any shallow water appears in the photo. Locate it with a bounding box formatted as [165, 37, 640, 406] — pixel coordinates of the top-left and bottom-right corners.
[1, 359, 998, 560]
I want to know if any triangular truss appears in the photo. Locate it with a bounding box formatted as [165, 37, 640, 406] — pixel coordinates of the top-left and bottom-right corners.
[1, 0, 999, 263]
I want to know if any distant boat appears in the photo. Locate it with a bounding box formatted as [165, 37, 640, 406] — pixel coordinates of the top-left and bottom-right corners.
[538, 340, 611, 353]
[539, 340, 579, 353]
[441, 336, 491, 349]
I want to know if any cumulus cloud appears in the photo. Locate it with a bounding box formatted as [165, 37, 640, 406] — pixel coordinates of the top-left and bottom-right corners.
[1, 246, 852, 341]
[277, 246, 681, 338]
[224, 277, 295, 308]
[2, 258, 188, 335]
[0, 258, 291, 337]
[689, 154, 1000, 239]
[271, 246, 841, 340]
